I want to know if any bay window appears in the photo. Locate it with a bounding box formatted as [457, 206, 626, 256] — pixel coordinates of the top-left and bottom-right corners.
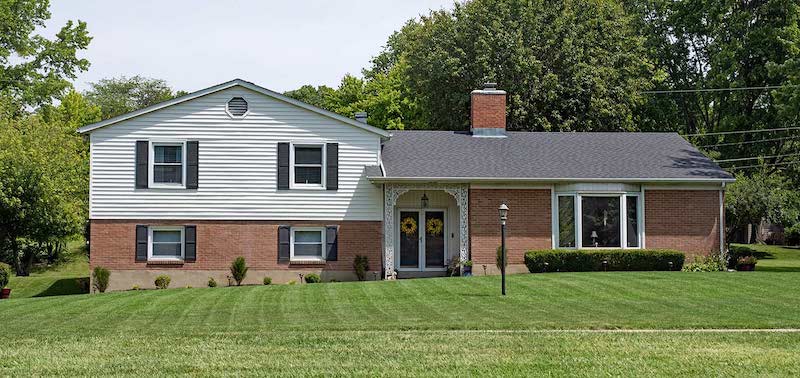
[555, 192, 642, 249]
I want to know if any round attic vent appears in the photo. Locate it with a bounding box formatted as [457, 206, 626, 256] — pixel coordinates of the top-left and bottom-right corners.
[227, 97, 248, 117]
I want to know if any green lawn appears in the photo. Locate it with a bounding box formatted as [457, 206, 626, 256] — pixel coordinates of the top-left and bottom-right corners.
[732, 243, 800, 272]
[2, 271, 800, 376]
[2, 245, 800, 376]
[6, 240, 89, 299]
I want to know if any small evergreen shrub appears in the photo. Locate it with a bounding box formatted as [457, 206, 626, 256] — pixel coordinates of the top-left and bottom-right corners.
[0, 263, 11, 289]
[263, 277, 272, 285]
[353, 255, 369, 281]
[208, 277, 218, 288]
[305, 273, 321, 283]
[92, 266, 111, 293]
[525, 249, 685, 273]
[785, 224, 800, 246]
[496, 246, 508, 271]
[154, 275, 171, 289]
[682, 254, 726, 272]
[230, 257, 248, 286]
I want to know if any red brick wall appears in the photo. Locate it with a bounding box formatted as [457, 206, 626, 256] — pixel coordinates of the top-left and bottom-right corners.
[469, 189, 552, 266]
[645, 190, 721, 256]
[470, 92, 506, 130]
[90, 220, 382, 272]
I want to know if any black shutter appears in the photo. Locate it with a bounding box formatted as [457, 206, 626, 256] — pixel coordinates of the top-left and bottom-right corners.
[326, 143, 338, 190]
[135, 225, 148, 262]
[184, 225, 196, 262]
[277, 143, 289, 190]
[326, 225, 338, 261]
[278, 225, 290, 262]
[135, 141, 149, 189]
[186, 141, 199, 189]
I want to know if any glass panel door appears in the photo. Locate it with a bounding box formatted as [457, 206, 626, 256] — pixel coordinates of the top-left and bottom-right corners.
[424, 211, 445, 268]
[399, 211, 420, 268]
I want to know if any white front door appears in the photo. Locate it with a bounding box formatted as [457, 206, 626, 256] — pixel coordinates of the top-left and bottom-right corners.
[397, 209, 447, 271]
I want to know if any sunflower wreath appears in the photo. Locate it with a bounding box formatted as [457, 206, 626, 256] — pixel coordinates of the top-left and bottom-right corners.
[426, 218, 444, 236]
[400, 217, 418, 236]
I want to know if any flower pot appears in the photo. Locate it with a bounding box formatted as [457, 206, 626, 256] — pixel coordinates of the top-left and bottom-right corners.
[737, 264, 756, 271]
[463, 266, 472, 277]
[0, 288, 10, 299]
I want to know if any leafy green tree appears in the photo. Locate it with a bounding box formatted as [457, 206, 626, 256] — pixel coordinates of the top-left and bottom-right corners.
[370, 0, 652, 131]
[725, 172, 800, 244]
[629, 0, 800, 180]
[284, 84, 336, 111]
[85, 76, 182, 119]
[39, 89, 101, 129]
[0, 0, 91, 117]
[0, 116, 85, 275]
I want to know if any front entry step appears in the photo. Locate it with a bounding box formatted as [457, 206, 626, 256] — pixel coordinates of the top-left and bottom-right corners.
[396, 271, 448, 279]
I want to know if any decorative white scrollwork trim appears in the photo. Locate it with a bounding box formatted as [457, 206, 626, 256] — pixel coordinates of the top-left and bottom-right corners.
[383, 183, 469, 279]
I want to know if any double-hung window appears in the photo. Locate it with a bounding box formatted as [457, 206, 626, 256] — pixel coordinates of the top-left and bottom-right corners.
[149, 227, 184, 261]
[290, 227, 326, 262]
[291, 144, 325, 189]
[555, 193, 642, 249]
[151, 142, 185, 187]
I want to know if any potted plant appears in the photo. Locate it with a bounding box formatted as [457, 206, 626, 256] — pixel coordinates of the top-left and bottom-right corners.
[462, 260, 473, 276]
[736, 255, 758, 271]
[0, 263, 11, 299]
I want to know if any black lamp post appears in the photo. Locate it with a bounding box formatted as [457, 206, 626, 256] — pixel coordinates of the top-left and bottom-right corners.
[499, 203, 509, 296]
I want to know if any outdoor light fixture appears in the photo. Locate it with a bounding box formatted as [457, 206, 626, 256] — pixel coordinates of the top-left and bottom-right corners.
[498, 203, 509, 296]
[421, 193, 429, 208]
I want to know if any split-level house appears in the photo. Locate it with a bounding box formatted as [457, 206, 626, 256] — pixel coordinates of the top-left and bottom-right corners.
[80, 79, 734, 290]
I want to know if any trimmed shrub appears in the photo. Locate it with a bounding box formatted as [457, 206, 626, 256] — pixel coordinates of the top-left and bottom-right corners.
[0, 263, 11, 289]
[230, 257, 248, 286]
[496, 246, 508, 271]
[263, 277, 272, 285]
[524, 249, 684, 273]
[208, 277, 218, 288]
[353, 255, 369, 281]
[92, 266, 111, 293]
[786, 224, 800, 246]
[682, 254, 726, 272]
[305, 273, 321, 283]
[154, 275, 171, 289]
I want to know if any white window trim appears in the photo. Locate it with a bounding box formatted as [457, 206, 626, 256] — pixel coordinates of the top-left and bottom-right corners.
[149, 141, 187, 189]
[148, 226, 185, 261]
[289, 142, 326, 190]
[290, 227, 326, 262]
[552, 191, 644, 250]
[225, 97, 250, 119]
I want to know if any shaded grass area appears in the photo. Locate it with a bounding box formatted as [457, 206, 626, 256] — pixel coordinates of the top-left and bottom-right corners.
[6, 240, 89, 299]
[732, 244, 800, 272]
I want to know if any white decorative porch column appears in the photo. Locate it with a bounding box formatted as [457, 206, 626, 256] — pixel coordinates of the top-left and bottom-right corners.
[445, 185, 470, 266]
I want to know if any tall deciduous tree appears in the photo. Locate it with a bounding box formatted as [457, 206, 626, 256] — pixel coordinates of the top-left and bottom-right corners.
[0, 0, 91, 117]
[85, 76, 185, 120]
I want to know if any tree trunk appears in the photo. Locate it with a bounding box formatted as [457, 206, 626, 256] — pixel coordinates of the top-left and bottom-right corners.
[11, 239, 27, 276]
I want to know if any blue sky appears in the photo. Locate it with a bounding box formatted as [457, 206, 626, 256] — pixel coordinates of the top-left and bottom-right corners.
[47, 0, 454, 93]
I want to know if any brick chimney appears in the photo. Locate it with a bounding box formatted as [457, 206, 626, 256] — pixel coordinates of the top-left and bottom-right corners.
[470, 83, 507, 137]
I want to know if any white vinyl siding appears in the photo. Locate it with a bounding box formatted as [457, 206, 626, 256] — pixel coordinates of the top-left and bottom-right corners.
[89, 86, 382, 221]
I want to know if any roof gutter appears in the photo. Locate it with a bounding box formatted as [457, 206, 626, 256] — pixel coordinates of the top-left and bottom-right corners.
[367, 176, 737, 184]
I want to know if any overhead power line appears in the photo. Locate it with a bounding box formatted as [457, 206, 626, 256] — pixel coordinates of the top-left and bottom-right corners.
[716, 152, 800, 163]
[699, 135, 800, 148]
[683, 126, 800, 137]
[726, 160, 800, 170]
[642, 84, 799, 94]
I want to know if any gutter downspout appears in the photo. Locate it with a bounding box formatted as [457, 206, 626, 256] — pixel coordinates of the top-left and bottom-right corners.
[719, 182, 726, 258]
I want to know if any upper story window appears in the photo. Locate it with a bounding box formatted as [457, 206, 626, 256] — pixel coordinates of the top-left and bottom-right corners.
[151, 142, 185, 187]
[226, 97, 248, 117]
[149, 227, 184, 261]
[291, 144, 325, 189]
[555, 193, 641, 249]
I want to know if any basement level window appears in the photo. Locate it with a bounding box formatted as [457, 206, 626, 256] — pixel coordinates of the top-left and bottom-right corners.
[226, 97, 248, 117]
